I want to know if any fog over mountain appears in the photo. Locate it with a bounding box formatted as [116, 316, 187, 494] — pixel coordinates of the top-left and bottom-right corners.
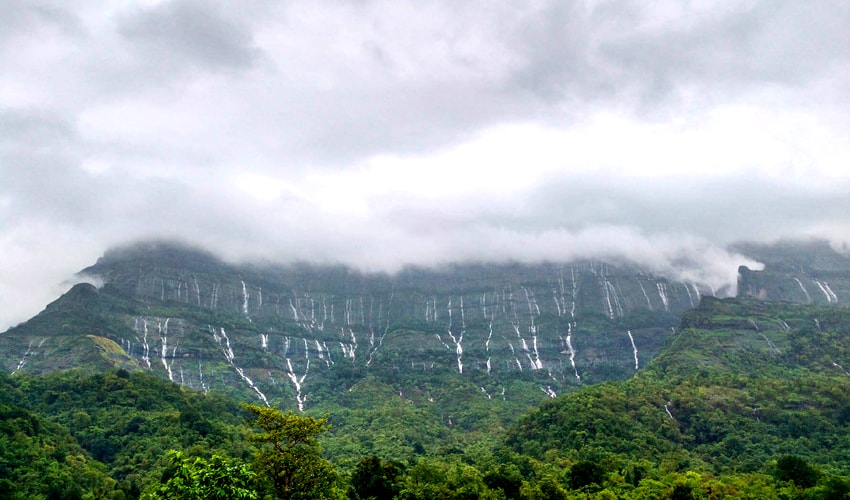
[2, 1, 850, 330]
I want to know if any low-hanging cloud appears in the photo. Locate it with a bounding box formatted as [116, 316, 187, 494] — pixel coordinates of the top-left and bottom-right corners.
[2, 0, 850, 330]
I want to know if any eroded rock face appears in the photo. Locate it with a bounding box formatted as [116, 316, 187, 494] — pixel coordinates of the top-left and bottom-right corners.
[1, 241, 719, 408]
[737, 240, 850, 306]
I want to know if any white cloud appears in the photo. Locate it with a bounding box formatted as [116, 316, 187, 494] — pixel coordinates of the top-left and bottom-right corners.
[1, 0, 850, 330]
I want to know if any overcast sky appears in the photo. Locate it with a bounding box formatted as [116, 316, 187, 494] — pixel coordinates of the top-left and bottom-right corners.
[2, 0, 850, 330]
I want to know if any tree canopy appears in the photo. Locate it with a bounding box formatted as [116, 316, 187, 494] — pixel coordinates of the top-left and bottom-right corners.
[244, 404, 339, 500]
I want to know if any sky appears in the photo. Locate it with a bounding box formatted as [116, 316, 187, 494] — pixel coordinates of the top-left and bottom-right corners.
[2, 0, 850, 330]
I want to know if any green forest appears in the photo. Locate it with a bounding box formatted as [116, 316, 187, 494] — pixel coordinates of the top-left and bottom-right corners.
[5, 298, 850, 499]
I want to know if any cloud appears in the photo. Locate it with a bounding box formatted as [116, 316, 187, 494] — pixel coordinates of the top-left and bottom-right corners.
[0, 1, 84, 43]
[118, 0, 262, 75]
[1, 0, 850, 330]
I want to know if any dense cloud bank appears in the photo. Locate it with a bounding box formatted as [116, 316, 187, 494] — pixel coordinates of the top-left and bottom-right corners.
[2, 1, 849, 329]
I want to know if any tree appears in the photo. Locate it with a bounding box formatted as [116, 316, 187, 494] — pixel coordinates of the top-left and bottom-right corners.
[819, 476, 850, 500]
[774, 455, 820, 489]
[349, 455, 402, 499]
[669, 482, 695, 500]
[483, 464, 523, 499]
[243, 404, 338, 500]
[149, 451, 257, 500]
[566, 460, 606, 491]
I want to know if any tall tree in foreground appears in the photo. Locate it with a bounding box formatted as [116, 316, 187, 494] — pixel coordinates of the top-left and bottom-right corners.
[244, 404, 339, 500]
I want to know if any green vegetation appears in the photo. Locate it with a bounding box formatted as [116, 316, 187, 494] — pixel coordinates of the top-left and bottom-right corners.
[5, 296, 850, 498]
[148, 451, 256, 500]
[0, 394, 116, 499]
[244, 404, 340, 499]
[0, 248, 689, 405]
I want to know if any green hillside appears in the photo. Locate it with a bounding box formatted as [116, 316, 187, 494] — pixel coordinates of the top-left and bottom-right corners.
[5, 297, 850, 498]
[0, 242, 700, 409]
[505, 298, 850, 497]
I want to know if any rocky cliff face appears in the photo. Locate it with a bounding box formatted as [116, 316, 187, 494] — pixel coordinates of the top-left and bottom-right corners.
[88, 242, 707, 320]
[737, 240, 850, 306]
[0, 241, 724, 410]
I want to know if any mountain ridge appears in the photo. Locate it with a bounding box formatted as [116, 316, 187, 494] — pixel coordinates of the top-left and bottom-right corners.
[4, 238, 850, 414]
[2, 240, 704, 410]
[6, 239, 850, 499]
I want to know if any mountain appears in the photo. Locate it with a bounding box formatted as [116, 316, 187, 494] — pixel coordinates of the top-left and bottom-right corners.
[4, 239, 850, 414]
[6, 239, 850, 498]
[1, 241, 705, 411]
[506, 296, 850, 476]
[737, 240, 850, 305]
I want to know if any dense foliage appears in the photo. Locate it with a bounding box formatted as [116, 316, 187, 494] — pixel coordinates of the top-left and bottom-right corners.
[5, 297, 850, 498]
[148, 451, 257, 500]
[243, 404, 340, 499]
[0, 385, 115, 498]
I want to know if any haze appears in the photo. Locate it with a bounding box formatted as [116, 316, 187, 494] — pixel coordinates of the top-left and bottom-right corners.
[2, 1, 850, 330]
